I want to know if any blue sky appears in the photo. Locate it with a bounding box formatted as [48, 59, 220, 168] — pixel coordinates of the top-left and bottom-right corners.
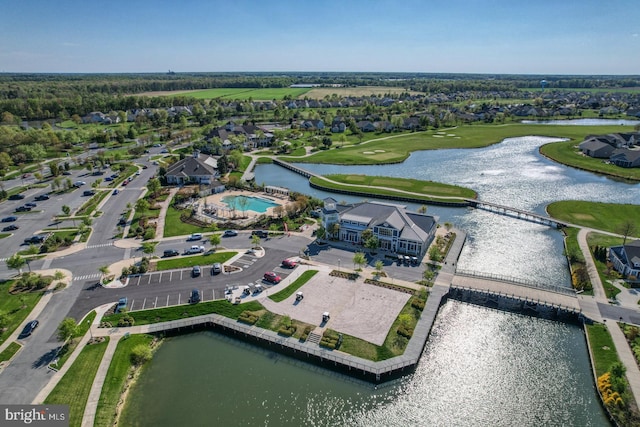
[1, 0, 638, 74]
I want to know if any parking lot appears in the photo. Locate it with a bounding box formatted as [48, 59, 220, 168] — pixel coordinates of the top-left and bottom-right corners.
[69, 247, 296, 318]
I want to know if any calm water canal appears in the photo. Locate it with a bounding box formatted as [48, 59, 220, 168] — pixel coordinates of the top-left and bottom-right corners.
[123, 128, 640, 425]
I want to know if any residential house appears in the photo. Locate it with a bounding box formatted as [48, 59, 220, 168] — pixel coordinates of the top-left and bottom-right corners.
[609, 149, 640, 168]
[320, 198, 437, 256]
[207, 122, 273, 150]
[610, 240, 640, 280]
[301, 119, 325, 131]
[578, 138, 617, 158]
[356, 121, 376, 132]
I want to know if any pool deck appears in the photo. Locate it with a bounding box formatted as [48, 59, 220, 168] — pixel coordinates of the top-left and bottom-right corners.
[203, 190, 290, 219]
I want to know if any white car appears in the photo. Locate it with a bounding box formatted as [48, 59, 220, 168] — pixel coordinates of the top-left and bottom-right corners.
[186, 245, 205, 254]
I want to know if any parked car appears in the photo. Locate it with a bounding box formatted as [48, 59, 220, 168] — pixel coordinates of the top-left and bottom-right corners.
[112, 189, 119, 195]
[282, 259, 297, 269]
[187, 233, 203, 241]
[192, 266, 201, 277]
[2, 224, 19, 232]
[223, 230, 238, 237]
[211, 263, 222, 275]
[105, 176, 113, 182]
[92, 170, 104, 176]
[116, 297, 128, 313]
[8, 194, 25, 200]
[117, 217, 127, 226]
[163, 249, 179, 257]
[73, 181, 86, 187]
[251, 230, 268, 238]
[24, 235, 46, 244]
[186, 245, 205, 254]
[263, 271, 282, 284]
[62, 171, 72, 175]
[190, 289, 201, 303]
[19, 320, 39, 338]
[34, 194, 50, 201]
[24, 202, 37, 208]
[83, 190, 96, 196]
[1, 216, 18, 222]
[15, 206, 32, 212]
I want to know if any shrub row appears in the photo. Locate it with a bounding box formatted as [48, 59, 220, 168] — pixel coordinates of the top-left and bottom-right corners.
[121, 257, 150, 277]
[300, 326, 312, 342]
[397, 325, 414, 339]
[278, 326, 296, 337]
[411, 298, 425, 311]
[238, 311, 259, 325]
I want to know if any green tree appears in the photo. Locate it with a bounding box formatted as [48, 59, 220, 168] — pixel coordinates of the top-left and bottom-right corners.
[423, 268, 435, 285]
[141, 241, 158, 254]
[147, 178, 161, 196]
[251, 234, 261, 248]
[418, 205, 428, 214]
[330, 222, 340, 239]
[374, 260, 384, 278]
[361, 228, 373, 243]
[353, 252, 366, 271]
[135, 198, 150, 213]
[6, 254, 26, 275]
[98, 265, 110, 282]
[57, 317, 78, 342]
[130, 344, 152, 365]
[209, 234, 221, 249]
[364, 236, 379, 251]
[61, 205, 71, 216]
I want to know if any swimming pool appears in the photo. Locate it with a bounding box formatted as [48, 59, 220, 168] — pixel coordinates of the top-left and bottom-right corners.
[221, 195, 279, 213]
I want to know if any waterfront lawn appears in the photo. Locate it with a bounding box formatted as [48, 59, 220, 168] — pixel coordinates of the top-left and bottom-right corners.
[548, 201, 640, 234]
[50, 311, 97, 370]
[541, 141, 640, 181]
[586, 323, 620, 377]
[586, 233, 625, 299]
[311, 174, 476, 201]
[94, 334, 155, 427]
[154, 251, 236, 271]
[269, 270, 318, 302]
[0, 279, 45, 345]
[283, 123, 630, 165]
[254, 311, 315, 340]
[0, 342, 21, 363]
[44, 338, 109, 427]
[101, 300, 264, 326]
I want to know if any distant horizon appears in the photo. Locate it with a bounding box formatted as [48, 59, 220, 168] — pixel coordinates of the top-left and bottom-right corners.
[1, 0, 638, 74]
[1, 70, 639, 78]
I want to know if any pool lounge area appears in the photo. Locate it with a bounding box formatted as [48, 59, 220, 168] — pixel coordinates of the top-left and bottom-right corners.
[220, 194, 280, 213]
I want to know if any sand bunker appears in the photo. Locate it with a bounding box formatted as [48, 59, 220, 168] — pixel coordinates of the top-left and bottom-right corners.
[362, 151, 375, 154]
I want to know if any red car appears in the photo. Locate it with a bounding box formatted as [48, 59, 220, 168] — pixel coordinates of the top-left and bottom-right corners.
[263, 271, 282, 284]
[282, 259, 297, 269]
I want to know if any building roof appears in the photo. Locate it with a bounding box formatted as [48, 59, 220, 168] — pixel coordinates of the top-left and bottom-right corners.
[165, 156, 216, 178]
[623, 240, 640, 266]
[339, 201, 435, 242]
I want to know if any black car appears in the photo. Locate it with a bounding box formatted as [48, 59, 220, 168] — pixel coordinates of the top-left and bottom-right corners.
[8, 194, 25, 200]
[163, 249, 179, 257]
[2, 224, 19, 231]
[19, 320, 39, 338]
[24, 202, 37, 208]
[62, 171, 72, 175]
[15, 206, 32, 212]
[34, 194, 50, 201]
[251, 230, 268, 238]
[1, 216, 17, 222]
[24, 234, 46, 244]
[190, 289, 201, 304]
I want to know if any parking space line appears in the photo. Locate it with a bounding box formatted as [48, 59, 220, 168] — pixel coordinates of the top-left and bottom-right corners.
[178, 294, 181, 305]
[142, 298, 146, 310]
[169, 271, 173, 282]
[136, 276, 141, 286]
[154, 296, 158, 308]
[166, 294, 169, 307]
[158, 272, 163, 283]
[180, 270, 183, 280]
[130, 299, 135, 310]
[148, 275, 151, 285]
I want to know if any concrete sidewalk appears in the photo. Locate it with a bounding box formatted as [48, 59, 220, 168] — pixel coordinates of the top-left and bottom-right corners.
[81, 335, 122, 427]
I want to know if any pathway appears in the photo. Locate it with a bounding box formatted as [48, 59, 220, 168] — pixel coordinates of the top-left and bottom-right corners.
[81, 335, 121, 427]
[153, 187, 179, 239]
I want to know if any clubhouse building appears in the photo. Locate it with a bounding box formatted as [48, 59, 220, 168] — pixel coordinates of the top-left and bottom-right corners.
[320, 198, 437, 256]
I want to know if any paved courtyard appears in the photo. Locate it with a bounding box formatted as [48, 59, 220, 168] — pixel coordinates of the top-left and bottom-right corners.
[260, 269, 411, 346]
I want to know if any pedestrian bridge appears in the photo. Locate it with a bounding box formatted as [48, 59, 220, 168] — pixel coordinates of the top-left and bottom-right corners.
[450, 269, 580, 313]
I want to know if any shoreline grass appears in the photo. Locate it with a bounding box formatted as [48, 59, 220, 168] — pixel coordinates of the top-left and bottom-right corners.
[44, 338, 109, 427]
[312, 174, 476, 202]
[94, 334, 155, 427]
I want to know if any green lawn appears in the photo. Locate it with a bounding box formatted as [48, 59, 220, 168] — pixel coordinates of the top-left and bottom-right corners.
[281, 123, 632, 165]
[0, 342, 21, 363]
[94, 334, 154, 427]
[0, 233, 10, 239]
[44, 338, 109, 427]
[163, 206, 217, 237]
[0, 280, 45, 345]
[312, 174, 476, 201]
[548, 201, 640, 236]
[586, 233, 625, 298]
[541, 141, 640, 181]
[586, 323, 620, 377]
[102, 300, 263, 326]
[269, 270, 318, 302]
[154, 251, 237, 270]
